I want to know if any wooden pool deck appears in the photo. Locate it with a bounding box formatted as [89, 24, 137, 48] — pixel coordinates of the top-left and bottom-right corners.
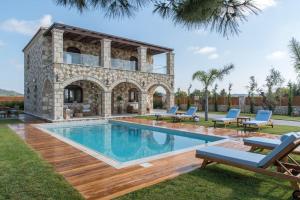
[11, 117, 278, 200]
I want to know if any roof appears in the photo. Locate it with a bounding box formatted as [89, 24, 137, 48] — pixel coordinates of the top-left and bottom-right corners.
[43, 23, 173, 55]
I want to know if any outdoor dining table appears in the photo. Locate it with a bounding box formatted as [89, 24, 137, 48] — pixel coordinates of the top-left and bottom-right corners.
[237, 116, 251, 127]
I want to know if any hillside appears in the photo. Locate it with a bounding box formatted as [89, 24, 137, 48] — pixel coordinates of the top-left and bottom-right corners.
[0, 89, 23, 96]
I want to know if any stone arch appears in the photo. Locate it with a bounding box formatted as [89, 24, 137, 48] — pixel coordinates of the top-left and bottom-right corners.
[42, 79, 54, 119]
[62, 76, 108, 91]
[110, 80, 143, 114]
[146, 82, 173, 113]
[109, 79, 144, 92]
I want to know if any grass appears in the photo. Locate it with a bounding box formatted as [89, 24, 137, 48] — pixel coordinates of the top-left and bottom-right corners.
[208, 111, 300, 122]
[0, 119, 83, 200]
[137, 115, 300, 135]
[117, 164, 293, 200]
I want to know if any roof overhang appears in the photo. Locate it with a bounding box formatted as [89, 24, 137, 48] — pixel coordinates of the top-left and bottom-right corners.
[43, 23, 173, 55]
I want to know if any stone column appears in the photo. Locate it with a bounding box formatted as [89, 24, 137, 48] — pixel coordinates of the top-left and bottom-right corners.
[53, 83, 64, 120]
[139, 92, 148, 115]
[101, 39, 111, 68]
[167, 52, 174, 75]
[102, 91, 112, 117]
[137, 46, 147, 72]
[166, 92, 175, 109]
[51, 29, 64, 64]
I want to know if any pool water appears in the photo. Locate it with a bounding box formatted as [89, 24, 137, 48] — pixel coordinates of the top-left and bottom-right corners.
[45, 121, 223, 163]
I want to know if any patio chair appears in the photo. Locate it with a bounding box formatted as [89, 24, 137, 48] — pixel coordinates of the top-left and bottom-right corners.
[0, 110, 8, 118]
[172, 106, 198, 122]
[155, 106, 178, 120]
[212, 108, 241, 128]
[82, 104, 91, 116]
[243, 110, 273, 130]
[196, 133, 300, 192]
[243, 133, 300, 153]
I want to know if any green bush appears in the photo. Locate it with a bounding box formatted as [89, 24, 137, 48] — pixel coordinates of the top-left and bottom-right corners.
[0, 101, 24, 110]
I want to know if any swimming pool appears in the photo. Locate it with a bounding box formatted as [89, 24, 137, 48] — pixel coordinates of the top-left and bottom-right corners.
[38, 120, 226, 168]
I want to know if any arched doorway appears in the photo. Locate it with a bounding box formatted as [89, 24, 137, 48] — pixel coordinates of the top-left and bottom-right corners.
[63, 80, 104, 117]
[111, 82, 142, 114]
[42, 79, 54, 119]
[147, 84, 173, 113]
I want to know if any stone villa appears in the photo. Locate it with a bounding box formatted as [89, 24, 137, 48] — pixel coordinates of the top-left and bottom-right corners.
[23, 23, 174, 121]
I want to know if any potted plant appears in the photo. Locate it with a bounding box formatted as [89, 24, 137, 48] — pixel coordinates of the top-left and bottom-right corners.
[116, 96, 123, 114]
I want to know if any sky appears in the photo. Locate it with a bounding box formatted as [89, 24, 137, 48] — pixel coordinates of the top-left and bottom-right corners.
[0, 0, 299, 94]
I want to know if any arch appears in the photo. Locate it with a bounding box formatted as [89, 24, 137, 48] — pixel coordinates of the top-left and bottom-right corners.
[61, 76, 108, 91]
[146, 82, 172, 94]
[109, 79, 144, 92]
[42, 79, 54, 118]
[66, 47, 81, 54]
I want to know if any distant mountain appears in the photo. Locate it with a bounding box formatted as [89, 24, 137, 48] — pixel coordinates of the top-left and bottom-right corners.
[0, 89, 23, 96]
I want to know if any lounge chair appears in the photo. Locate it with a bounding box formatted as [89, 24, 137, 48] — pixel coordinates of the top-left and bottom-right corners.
[196, 133, 300, 191]
[172, 106, 198, 122]
[155, 106, 178, 120]
[243, 110, 273, 130]
[243, 133, 300, 153]
[212, 108, 241, 128]
[82, 104, 91, 116]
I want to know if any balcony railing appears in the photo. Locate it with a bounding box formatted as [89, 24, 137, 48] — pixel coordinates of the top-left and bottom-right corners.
[111, 58, 137, 71]
[145, 64, 167, 74]
[63, 52, 100, 66]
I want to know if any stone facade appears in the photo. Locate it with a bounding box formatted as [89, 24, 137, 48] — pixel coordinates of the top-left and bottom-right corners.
[23, 24, 174, 121]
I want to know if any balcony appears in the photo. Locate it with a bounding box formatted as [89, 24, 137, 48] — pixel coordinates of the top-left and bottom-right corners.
[63, 51, 100, 67]
[111, 58, 137, 71]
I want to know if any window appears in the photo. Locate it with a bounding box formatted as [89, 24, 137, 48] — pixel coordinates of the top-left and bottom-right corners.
[64, 85, 83, 103]
[27, 54, 30, 69]
[130, 56, 138, 71]
[128, 88, 138, 102]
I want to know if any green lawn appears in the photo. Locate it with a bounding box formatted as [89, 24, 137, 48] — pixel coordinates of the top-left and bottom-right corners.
[117, 165, 292, 200]
[0, 119, 83, 200]
[138, 115, 300, 135]
[207, 111, 300, 122]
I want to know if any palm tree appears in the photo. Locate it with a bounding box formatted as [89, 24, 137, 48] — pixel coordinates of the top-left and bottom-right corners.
[289, 38, 300, 76]
[192, 64, 234, 121]
[55, 0, 259, 37]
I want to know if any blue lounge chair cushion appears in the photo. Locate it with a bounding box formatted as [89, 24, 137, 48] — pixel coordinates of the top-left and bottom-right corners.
[167, 106, 178, 114]
[280, 132, 300, 142]
[196, 146, 265, 167]
[186, 107, 197, 116]
[226, 109, 241, 118]
[243, 120, 268, 125]
[243, 137, 281, 148]
[258, 134, 300, 167]
[213, 117, 235, 122]
[255, 110, 272, 121]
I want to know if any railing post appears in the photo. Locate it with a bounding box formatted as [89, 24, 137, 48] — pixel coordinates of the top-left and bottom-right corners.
[101, 39, 111, 68]
[167, 51, 174, 75]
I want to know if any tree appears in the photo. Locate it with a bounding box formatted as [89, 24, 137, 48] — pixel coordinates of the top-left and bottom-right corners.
[187, 83, 192, 109]
[227, 83, 232, 111]
[264, 68, 285, 111]
[288, 81, 293, 116]
[212, 84, 218, 112]
[56, 0, 260, 37]
[247, 76, 257, 114]
[192, 64, 234, 121]
[175, 88, 187, 108]
[289, 38, 300, 77]
[220, 89, 227, 97]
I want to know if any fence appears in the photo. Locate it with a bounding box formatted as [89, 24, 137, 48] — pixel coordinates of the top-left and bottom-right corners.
[0, 96, 24, 110]
[174, 96, 300, 115]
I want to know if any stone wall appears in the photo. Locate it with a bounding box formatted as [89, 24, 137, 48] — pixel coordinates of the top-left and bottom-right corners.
[23, 29, 55, 120]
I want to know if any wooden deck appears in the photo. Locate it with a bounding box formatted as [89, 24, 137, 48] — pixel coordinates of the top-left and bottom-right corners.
[11, 118, 276, 200]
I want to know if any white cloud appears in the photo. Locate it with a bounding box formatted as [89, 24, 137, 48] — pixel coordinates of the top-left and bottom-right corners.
[0, 15, 52, 36]
[253, 0, 277, 10]
[190, 46, 217, 55]
[189, 46, 220, 60]
[266, 50, 287, 61]
[208, 53, 219, 60]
